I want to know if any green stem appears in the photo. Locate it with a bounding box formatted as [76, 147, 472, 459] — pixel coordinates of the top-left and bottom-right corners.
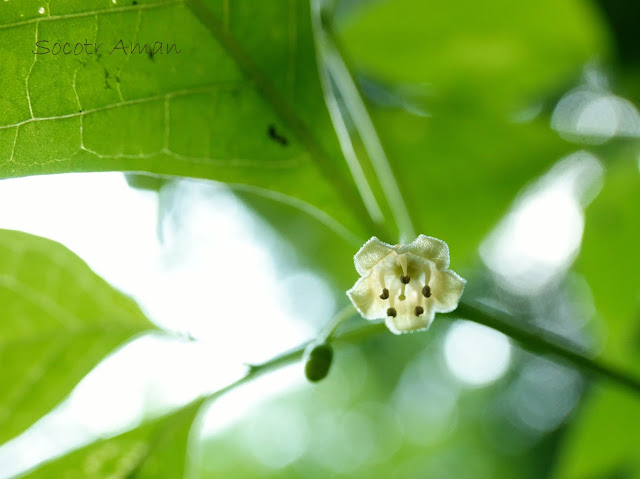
[319, 17, 416, 242]
[454, 301, 640, 394]
[219, 301, 640, 401]
[310, 7, 386, 227]
[322, 304, 358, 342]
[185, 301, 640, 477]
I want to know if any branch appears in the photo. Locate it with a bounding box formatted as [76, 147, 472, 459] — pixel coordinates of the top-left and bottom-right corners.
[455, 301, 640, 394]
[217, 301, 640, 402]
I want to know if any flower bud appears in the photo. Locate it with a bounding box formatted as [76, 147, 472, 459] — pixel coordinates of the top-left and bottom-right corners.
[304, 343, 334, 382]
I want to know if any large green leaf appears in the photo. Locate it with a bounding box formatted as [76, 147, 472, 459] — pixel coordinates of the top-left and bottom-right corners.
[0, 229, 154, 445]
[24, 398, 204, 478]
[0, 0, 384, 240]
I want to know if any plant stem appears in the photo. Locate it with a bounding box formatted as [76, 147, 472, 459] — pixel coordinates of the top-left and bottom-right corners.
[319, 18, 416, 242]
[322, 304, 359, 341]
[222, 301, 640, 401]
[310, 4, 386, 227]
[186, 301, 640, 478]
[454, 301, 640, 394]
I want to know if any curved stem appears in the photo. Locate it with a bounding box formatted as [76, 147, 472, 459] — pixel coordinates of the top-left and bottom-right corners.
[310, 2, 385, 226]
[322, 304, 358, 342]
[319, 18, 416, 242]
[158, 300, 640, 479]
[224, 301, 640, 401]
[454, 301, 640, 394]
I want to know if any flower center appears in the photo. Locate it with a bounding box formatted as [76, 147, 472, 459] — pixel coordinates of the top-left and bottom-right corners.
[376, 253, 433, 318]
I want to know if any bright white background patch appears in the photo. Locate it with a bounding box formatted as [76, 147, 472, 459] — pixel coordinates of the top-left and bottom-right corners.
[0, 173, 334, 478]
[444, 321, 511, 386]
[481, 151, 603, 294]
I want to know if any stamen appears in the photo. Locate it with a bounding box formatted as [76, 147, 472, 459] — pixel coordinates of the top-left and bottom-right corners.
[398, 254, 408, 276]
[424, 267, 431, 284]
[399, 255, 409, 300]
[379, 288, 389, 300]
[399, 282, 406, 301]
[378, 269, 387, 288]
[387, 307, 397, 318]
[414, 306, 424, 316]
[422, 285, 431, 298]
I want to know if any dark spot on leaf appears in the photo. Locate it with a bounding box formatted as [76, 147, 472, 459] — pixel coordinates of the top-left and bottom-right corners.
[79, 109, 83, 113]
[267, 124, 288, 146]
[115, 75, 120, 83]
[132, 0, 138, 4]
[148, 50, 154, 62]
[104, 68, 110, 79]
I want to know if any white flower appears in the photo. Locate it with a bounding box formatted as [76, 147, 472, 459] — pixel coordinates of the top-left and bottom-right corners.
[347, 235, 466, 334]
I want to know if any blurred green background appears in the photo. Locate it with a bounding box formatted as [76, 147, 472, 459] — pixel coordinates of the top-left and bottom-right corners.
[1, 0, 640, 477]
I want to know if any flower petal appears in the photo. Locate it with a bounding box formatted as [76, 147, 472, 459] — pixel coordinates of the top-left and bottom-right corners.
[385, 302, 436, 334]
[399, 235, 450, 269]
[346, 276, 387, 320]
[354, 236, 394, 276]
[431, 270, 466, 313]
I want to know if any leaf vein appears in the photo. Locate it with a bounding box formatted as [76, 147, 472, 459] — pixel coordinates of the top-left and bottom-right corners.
[0, 274, 81, 330]
[0, 83, 239, 132]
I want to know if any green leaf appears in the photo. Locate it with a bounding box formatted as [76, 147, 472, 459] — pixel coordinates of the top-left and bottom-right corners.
[24, 398, 204, 478]
[0, 229, 154, 445]
[337, 0, 608, 109]
[0, 0, 376, 239]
